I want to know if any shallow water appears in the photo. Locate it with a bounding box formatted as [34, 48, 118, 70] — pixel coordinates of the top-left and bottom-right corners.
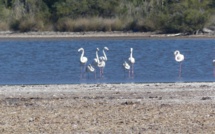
[0, 37, 214, 84]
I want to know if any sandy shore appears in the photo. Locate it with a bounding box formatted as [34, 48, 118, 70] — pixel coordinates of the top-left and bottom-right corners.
[0, 82, 215, 133]
[0, 31, 213, 38]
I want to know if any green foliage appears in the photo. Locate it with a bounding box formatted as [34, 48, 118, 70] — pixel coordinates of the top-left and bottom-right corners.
[53, 0, 120, 19]
[0, 0, 214, 33]
[152, 0, 210, 33]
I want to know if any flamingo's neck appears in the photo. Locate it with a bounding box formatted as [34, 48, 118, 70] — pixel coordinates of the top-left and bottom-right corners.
[80, 49, 84, 60]
[103, 49, 107, 60]
[130, 50, 133, 59]
[96, 50, 100, 64]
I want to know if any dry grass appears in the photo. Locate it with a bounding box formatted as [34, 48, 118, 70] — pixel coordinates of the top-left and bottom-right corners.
[18, 17, 48, 32]
[0, 21, 9, 31]
[56, 17, 126, 32]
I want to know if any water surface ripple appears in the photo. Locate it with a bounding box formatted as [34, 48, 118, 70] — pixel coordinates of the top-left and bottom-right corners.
[0, 38, 214, 84]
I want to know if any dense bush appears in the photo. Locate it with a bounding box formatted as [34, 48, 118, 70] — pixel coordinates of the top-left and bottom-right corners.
[0, 0, 214, 34]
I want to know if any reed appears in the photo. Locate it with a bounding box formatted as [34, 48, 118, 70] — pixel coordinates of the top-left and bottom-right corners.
[18, 16, 50, 32]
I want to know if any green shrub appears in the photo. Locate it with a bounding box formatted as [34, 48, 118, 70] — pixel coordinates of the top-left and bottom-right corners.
[10, 19, 20, 31]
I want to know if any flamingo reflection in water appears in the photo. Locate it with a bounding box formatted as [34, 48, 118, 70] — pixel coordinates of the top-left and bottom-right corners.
[174, 50, 184, 77]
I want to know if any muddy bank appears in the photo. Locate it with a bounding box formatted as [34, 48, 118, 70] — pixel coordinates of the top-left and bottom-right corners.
[0, 82, 215, 133]
[0, 31, 213, 39]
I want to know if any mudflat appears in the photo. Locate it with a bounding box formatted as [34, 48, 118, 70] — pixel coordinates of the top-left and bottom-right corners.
[0, 82, 215, 133]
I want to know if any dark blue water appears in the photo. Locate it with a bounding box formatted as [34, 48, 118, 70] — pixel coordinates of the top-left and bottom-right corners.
[0, 38, 214, 84]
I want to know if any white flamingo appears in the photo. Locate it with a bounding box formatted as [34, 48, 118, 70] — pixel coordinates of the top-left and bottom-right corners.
[128, 48, 135, 78]
[78, 48, 88, 78]
[123, 61, 131, 78]
[91, 48, 100, 78]
[93, 48, 100, 65]
[100, 47, 109, 61]
[174, 50, 184, 77]
[96, 48, 106, 78]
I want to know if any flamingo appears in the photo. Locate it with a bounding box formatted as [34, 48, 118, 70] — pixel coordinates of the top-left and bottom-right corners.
[128, 48, 135, 78]
[92, 48, 100, 78]
[86, 64, 96, 78]
[174, 50, 184, 77]
[100, 47, 109, 61]
[93, 48, 100, 66]
[123, 61, 131, 78]
[96, 48, 106, 78]
[78, 48, 88, 78]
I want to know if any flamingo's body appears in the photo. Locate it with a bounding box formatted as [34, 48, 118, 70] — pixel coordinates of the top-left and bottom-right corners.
[86, 64, 95, 72]
[174, 50, 184, 77]
[123, 61, 131, 78]
[174, 50, 184, 62]
[123, 61, 131, 70]
[128, 48, 135, 78]
[78, 48, 88, 78]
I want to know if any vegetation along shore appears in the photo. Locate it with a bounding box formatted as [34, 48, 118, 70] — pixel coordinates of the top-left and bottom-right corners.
[0, 0, 215, 35]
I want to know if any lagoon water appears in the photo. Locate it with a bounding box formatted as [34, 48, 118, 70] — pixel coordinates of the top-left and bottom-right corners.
[0, 37, 214, 85]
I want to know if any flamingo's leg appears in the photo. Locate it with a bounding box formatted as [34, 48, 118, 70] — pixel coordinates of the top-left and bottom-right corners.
[124, 69, 127, 78]
[87, 72, 89, 79]
[101, 67, 104, 78]
[131, 64, 134, 78]
[179, 62, 182, 77]
[83, 64, 86, 79]
[80, 65, 83, 79]
[128, 70, 130, 78]
[99, 68, 102, 78]
[94, 70, 97, 79]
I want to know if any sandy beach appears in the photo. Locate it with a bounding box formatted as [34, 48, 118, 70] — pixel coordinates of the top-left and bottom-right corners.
[0, 82, 215, 133]
[0, 31, 213, 39]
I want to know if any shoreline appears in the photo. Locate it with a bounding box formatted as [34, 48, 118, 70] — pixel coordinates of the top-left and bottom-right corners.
[1, 82, 215, 102]
[0, 31, 214, 39]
